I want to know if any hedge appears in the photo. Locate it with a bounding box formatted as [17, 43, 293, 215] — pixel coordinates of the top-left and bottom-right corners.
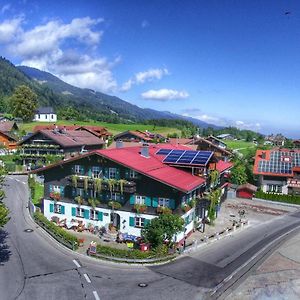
[96, 244, 169, 260]
[34, 212, 79, 249]
[255, 190, 300, 205]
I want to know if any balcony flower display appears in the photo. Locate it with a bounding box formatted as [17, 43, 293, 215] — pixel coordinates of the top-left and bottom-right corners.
[50, 192, 60, 201]
[134, 203, 147, 214]
[156, 206, 172, 214]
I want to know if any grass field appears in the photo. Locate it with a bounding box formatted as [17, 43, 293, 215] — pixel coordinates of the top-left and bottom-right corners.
[33, 182, 44, 205]
[224, 140, 255, 150]
[19, 120, 181, 136]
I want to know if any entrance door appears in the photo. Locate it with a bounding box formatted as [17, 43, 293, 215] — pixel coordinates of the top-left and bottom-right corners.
[110, 212, 120, 230]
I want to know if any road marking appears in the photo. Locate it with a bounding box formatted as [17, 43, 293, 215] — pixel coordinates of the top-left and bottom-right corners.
[72, 259, 81, 268]
[22, 182, 26, 185]
[83, 273, 91, 283]
[93, 291, 100, 300]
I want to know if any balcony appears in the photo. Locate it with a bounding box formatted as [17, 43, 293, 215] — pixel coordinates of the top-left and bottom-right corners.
[287, 178, 300, 188]
[68, 176, 136, 194]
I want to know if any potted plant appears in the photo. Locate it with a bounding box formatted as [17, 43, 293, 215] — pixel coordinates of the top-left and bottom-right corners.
[156, 206, 172, 214]
[134, 203, 147, 213]
[72, 175, 78, 188]
[75, 195, 83, 206]
[94, 178, 102, 193]
[83, 177, 88, 191]
[88, 198, 100, 209]
[108, 201, 122, 210]
[181, 203, 191, 213]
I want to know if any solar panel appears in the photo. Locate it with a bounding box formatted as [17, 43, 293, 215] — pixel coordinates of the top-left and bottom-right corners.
[163, 150, 213, 166]
[156, 149, 173, 155]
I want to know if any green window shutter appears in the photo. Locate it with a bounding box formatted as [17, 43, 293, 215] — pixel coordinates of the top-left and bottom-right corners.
[49, 184, 53, 193]
[125, 169, 129, 178]
[144, 219, 150, 227]
[169, 199, 176, 209]
[116, 168, 120, 180]
[71, 207, 76, 216]
[129, 216, 135, 227]
[129, 195, 135, 205]
[60, 205, 65, 214]
[49, 203, 54, 213]
[84, 209, 89, 219]
[60, 186, 65, 196]
[145, 197, 151, 207]
[98, 211, 103, 221]
[152, 197, 158, 208]
[88, 168, 92, 177]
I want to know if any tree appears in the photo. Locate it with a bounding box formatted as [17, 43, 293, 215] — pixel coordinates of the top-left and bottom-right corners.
[0, 204, 9, 228]
[9, 85, 38, 121]
[142, 214, 184, 248]
[208, 188, 221, 223]
[230, 163, 248, 185]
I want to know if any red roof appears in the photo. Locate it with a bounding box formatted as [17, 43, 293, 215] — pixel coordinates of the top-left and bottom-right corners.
[215, 161, 233, 173]
[34, 144, 206, 193]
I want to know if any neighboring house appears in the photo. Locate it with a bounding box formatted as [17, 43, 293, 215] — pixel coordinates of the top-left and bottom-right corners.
[0, 131, 18, 149]
[33, 144, 232, 241]
[113, 130, 165, 143]
[236, 183, 257, 199]
[33, 124, 112, 141]
[33, 107, 57, 122]
[293, 140, 300, 148]
[264, 134, 286, 147]
[206, 135, 227, 149]
[18, 128, 105, 166]
[253, 149, 300, 195]
[216, 133, 235, 140]
[167, 138, 198, 150]
[0, 121, 19, 133]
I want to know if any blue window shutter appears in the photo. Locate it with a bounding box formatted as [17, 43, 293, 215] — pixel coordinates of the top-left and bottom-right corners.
[152, 197, 158, 208]
[129, 195, 135, 205]
[169, 199, 176, 209]
[80, 166, 85, 175]
[129, 216, 135, 227]
[145, 197, 151, 207]
[98, 211, 103, 221]
[60, 205, 65, 214]
[116, 168, 120, 180]
[71, 207, 76, 216]
[88, 168, 92, 177]
[104, 168, 109, 179]
[49, 184, 53, 193]
[84, 209, 89, 219]
[125, 169, 129, 178]
[49, 203, 54, 213]
[60, 186, 64, 196]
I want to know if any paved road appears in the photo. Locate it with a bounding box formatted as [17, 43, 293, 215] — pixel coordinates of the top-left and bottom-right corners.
[1, 176, 300, 300]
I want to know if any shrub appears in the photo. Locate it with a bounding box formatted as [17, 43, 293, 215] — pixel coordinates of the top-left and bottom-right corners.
[34, 212, 78, 249]
[255, 190, 300, 204]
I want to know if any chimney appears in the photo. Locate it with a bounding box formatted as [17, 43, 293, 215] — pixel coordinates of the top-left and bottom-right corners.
[116, 140, 123, 149]
[141, 143, 150, 158]
[261, 152, 266, 159]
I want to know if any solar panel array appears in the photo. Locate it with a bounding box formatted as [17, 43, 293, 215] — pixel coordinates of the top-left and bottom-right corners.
[156, 149, 213, 166]
[258, 151, 300, 174]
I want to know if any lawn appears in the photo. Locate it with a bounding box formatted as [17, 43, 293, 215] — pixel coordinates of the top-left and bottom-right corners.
[224, 140, 256, 150]
[19, 120, 181, 136]
[33, 182, 44, 206]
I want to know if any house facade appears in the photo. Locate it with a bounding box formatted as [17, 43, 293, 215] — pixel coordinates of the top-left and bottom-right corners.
[254, 149, 300, 195]
[34, 144, 232, 241]
[33, 107, 57, 122]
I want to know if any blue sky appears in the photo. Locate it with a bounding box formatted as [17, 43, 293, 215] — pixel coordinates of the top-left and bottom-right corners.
[0, 1, 300, 137]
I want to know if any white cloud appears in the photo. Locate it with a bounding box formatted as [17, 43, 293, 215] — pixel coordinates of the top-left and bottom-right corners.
[1, 4, 11, 14]
[0, 16, 120, 92]
[141, 89, 189, 101]
[121, 68, 169, 91]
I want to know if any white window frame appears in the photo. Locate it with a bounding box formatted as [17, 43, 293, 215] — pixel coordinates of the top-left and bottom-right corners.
[76, 207, 85, 218]
[135, 195, 145, 205]
[53, 185, 60, 193]
[129, 169, 138, 179]
[112, 193, 120, 201]
[267, 184, 282, 193]
[135, 217, 145, 228]
[90, 210, 98, 220]
[74, 165, 82, 174]
[158, 198, 170, 207]
[92, 166, 101, 178]
[77, 188, 84, 197]
[109, 168, 117, 179]
[54, 203, 62, 214]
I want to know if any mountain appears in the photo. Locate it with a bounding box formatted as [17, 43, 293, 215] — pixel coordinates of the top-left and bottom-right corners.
[0, 56, 218, 127]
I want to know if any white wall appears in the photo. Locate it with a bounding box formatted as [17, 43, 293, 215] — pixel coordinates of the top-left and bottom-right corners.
[261, 178, 288, 194]
[34, 113, 57, 122]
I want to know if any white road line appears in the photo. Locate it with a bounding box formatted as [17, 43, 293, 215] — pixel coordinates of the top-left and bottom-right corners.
[72, 259, 81, 268]
[22, 182, 26, 185]
[83, 273, 91, 283]
[93, 291, 100, 300]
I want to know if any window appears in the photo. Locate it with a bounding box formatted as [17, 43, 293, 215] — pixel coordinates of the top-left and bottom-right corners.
[52, 185, 60, 193]
[74, 165, 84, 175]
[90, 210, 99, 220]
[129, 169, 138, 179]
[158, 198, 170, 207]
[38, 114, 40, 119]
[45, 114, 48, 119]
[77, 188, 84, 197]
[135, 195, 145, 205]
[51, 114, 54, 119]
[109, 168, 117, 179]
[92, 166, 101, 178]
[54, 204, 62, 214]
[135, 217, 145, 228]
[111, 193, 121, 201]
[76, 207, 85, 218]
[267, 184, 282, 193]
